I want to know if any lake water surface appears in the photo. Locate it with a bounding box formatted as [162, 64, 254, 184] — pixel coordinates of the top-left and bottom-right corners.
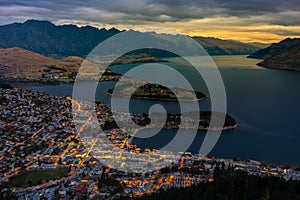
[15, 55, 300, 165]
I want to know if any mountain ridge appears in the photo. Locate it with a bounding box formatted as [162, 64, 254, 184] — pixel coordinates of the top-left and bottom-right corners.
[0, 20, 261, 57]
[247, 37, 300, 71]
[0, 19, 121, 57]
[248, 38, 300, 59]
[193, 36, 260, 55]
[257, 42, 300, 71]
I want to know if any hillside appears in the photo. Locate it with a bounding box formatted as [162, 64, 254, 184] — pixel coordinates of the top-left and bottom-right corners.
[248, 38, 300, 59]
[0, 48, 80, 81]
[257, 43, 300, 71]
[193, 36, 260, 55]
[0, 48, 165, 82]
[246, 42, 270, 49]
[0, 20, 261, 57]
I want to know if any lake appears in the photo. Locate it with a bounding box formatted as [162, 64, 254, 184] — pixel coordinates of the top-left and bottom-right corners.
[15, 55, 300, 165]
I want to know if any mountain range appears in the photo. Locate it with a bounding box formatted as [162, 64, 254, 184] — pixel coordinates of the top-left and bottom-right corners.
[2, 20, 300, 74]
[248, 38, 300, 71]
[0, 20, 120, 57]
[0, 20, 262, 57]
[193, 36, 261, 55]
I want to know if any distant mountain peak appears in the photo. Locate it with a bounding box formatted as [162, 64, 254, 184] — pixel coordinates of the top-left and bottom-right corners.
[108, 27, 118, 31]
[23, 19, 54, 26]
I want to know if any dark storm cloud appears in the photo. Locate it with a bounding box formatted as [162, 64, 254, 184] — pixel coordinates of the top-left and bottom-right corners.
[0, 0, 300, 27]
[148, 0, 300, 14]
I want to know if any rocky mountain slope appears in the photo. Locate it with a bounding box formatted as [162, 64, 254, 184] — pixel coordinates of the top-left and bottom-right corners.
[0, 20, 120, 57]
[248, 38, 300, 59]
[257, 42, 300, 71]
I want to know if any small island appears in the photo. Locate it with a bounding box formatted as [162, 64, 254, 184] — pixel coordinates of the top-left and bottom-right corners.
[131, 111, 238, 131]
[96, 102, 238, 132]
[107, 83, 206, 101]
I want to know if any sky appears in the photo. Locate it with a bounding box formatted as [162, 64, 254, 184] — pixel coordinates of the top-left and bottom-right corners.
[1, 0, 300, 44]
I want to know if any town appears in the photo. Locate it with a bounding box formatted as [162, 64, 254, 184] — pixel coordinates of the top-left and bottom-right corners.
[0, 88, 299, 199]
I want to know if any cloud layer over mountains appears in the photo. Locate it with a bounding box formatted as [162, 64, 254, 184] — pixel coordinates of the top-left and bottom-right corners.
[1, 0, 300, 43]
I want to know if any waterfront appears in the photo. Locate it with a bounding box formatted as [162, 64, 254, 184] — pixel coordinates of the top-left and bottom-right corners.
[15, 55, 300, 165]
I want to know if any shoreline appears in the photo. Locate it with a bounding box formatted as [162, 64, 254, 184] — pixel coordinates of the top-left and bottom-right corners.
[257, 63, 300, 72]
[135, 122, 239, 132]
